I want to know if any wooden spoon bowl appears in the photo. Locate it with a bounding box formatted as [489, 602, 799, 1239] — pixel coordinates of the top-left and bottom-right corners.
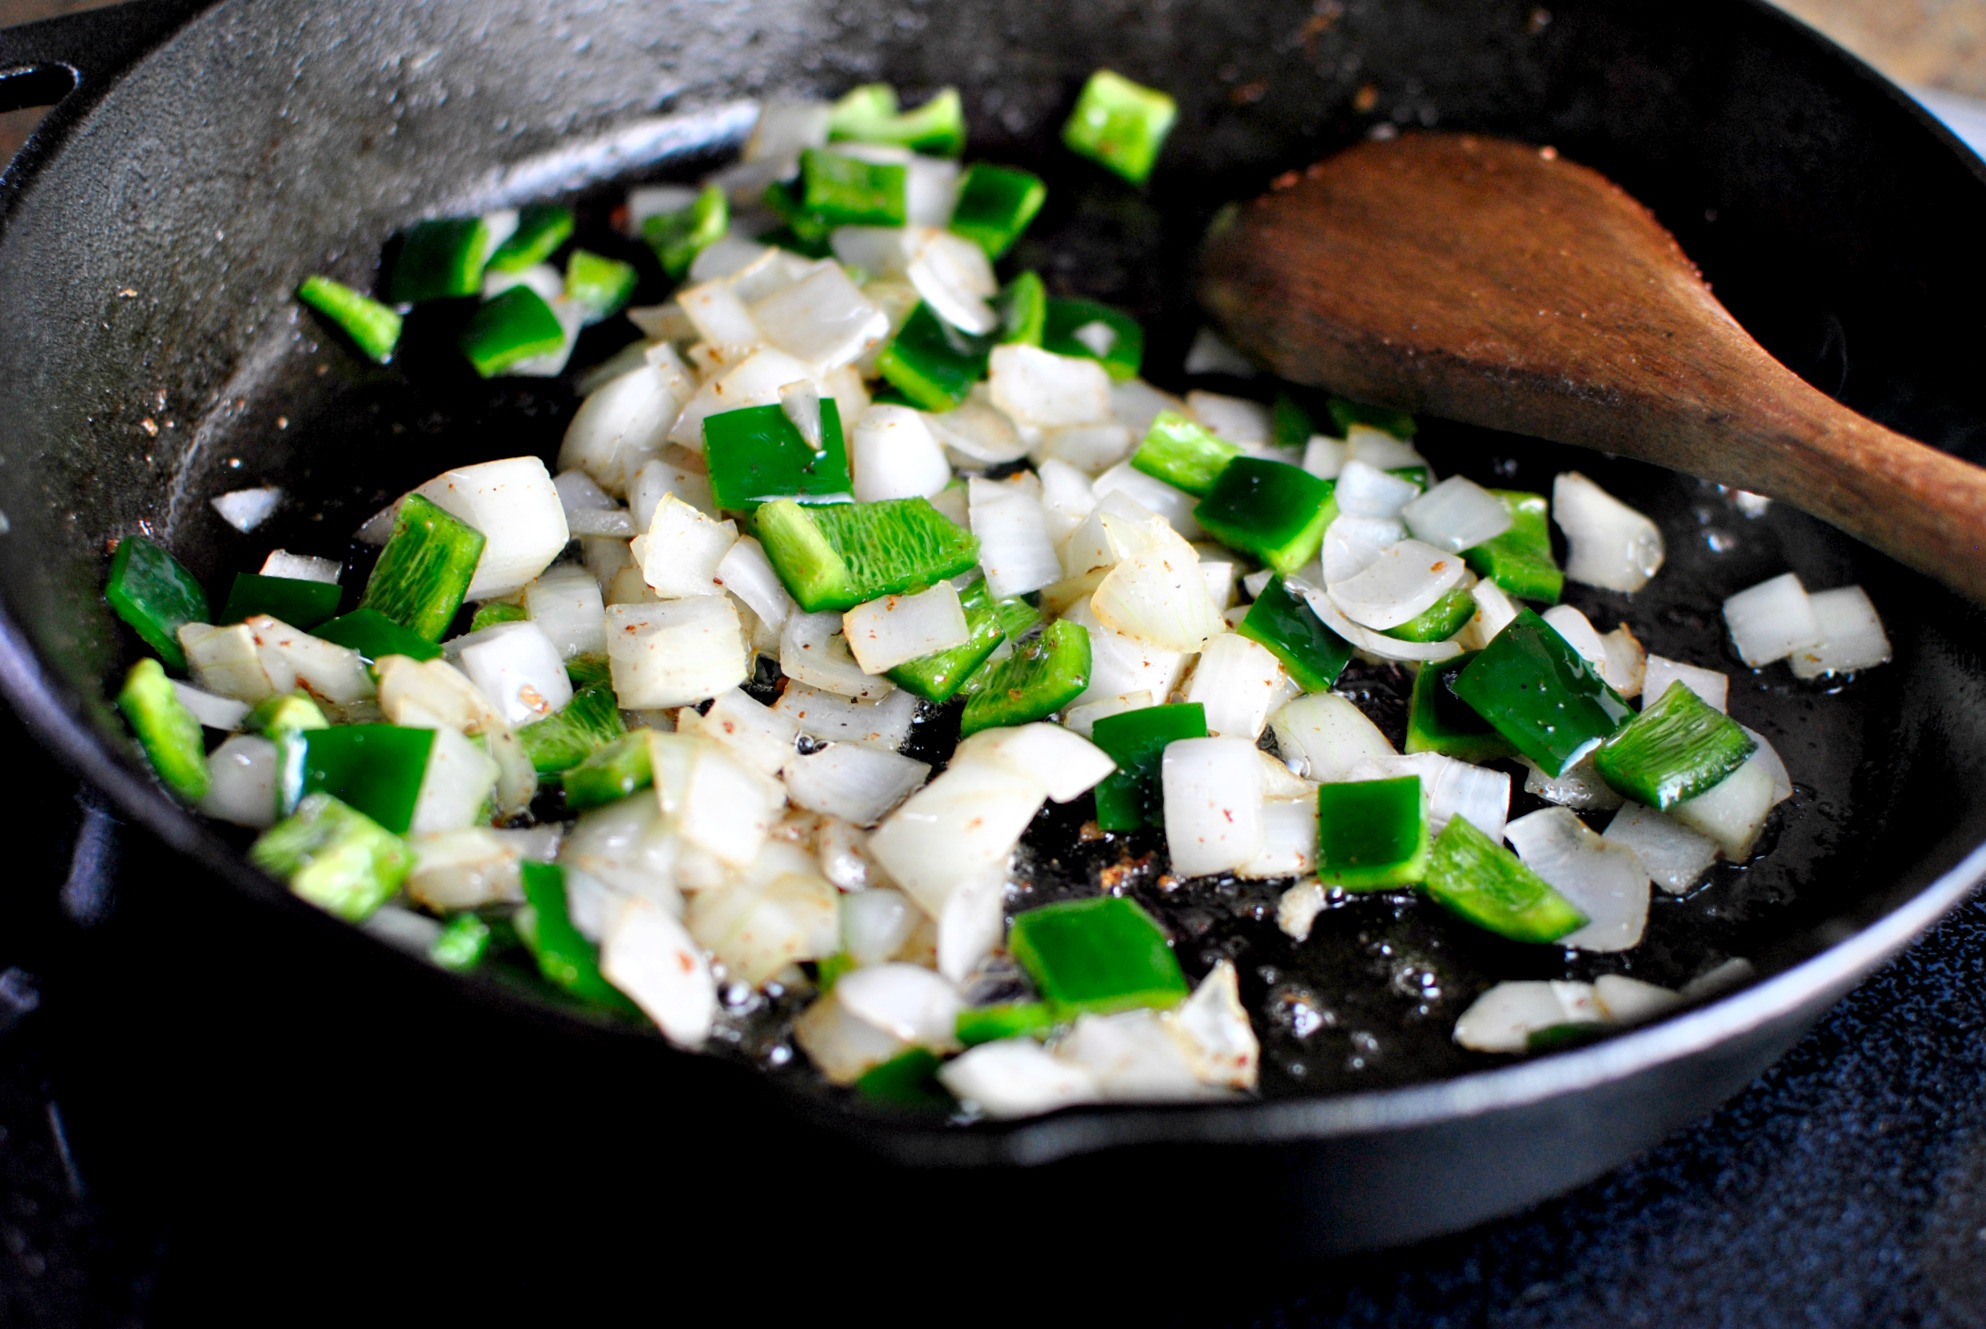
[1197, 131, 1986, 603]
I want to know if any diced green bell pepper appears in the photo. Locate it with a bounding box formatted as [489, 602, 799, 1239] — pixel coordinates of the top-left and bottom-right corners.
[459, 285, 568, 378]
[1271, 392, 1314, 450]
[519, 862, 640, 1014]
[1236, 576, 1354, 692]
[220, 573, 341, 630]
[1089, 702, 1208, 831]
[874, 301, 993, 411]
[703, 399, 852, 509]
[957, 620, 1091, 737]
[1317, 776, 1431, 890]
[887, 577, 1018, 703]
[278, 724, 435, 836]
[1420, 814, 1588, 943]
[642, 184, 728, 280]
[1463, 490, 1563, 604]
[956, 1000, 1058, 1046]
[296, 275, 403, 364]
[469, 602, 529, 632]
[796, 148, 908, 229]
[487, 203, 576, 273]
[1009, 896, 1188, 1017]
[1041, 298, 1143, 380]
[389, 216, 491, 304]
[561, 730, 654, 810]
[1195, 456, 1336, 575]
[1383, 583, 1476, 643]
[312, 608, 444, 664]
[1451, 608, 1632, 778]
[949, 163, 1047, 258]
[852, 1047, 954, 1111]
[564, 248, 639, 323]
[517, 683, 628, 776]
[755, 496, 979, 613]
[117, 658, 209, 801]
[247, 691, 330, 740]
[1326, 395, 1416, 439]
[251, 793, 412, 923]
[359, 493, 486, 642]
[1592, 680, 1757, 811]
[995, 271, 1048, 346]
[828, 83, 967, 156]
[1406, 652, 1512, 763]
[428, 912, 493, 972]
[105, 535, 210, 673]
[1131, 410, 1241, 498]
[1061, 69, 1176, 186]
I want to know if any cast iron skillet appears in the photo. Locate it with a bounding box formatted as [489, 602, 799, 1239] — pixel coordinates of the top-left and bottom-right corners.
[3, 0, 1986, 1269]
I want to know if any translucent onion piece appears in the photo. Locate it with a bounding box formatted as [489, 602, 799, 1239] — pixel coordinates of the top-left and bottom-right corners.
[1554, 471, 1665, 593]
[1268, 692, 1395, 783]
[1277, 881, 1328, 941]
[1325, 540, 1468, 630]
[1505, 806, 1650, 952]
[937, 867, 1007, 984]
[1541, 604, 1611, 676]
[793, 980, 914, 1084]
[260, 550, 341, 584]
[1670, 756, 1776, 859]
[1184, 390, 1270, 444]
[780, 379, 824, 450]
[770, 683, 918, 751]
[1162, 736, 1267, 878]
[1035, 421, 1134, 475]
[601, 894, 717, 1049]
[1182, 328, 1259, 377]
[631, 455, 717, 526]
[952, 722, 1117, 803]
[842, 888, 916, 967]
[453, 620, 573, 727]
[1788, 584, 1892, 678]
[1333, 460, 1422, 520]
[1592, 974, 1684, 1025]
[416, 457, 570, 600]
[1723, 572, 1824, 668]
[1302, 435, 1347, 480]
[1461, 579, 1522, 650]
[829, 225, 910, 276]
[1355, 751, 1511, 845]
[906, 228, 999, 334]
[1062, 689, 1157, 738]
[374, 655, 535, 814]
[922, 384, 1030, 465]
[1321, 514, 1405, 587]
[938, 1039, 1101, 1118]
[678, 687, 799, 778]
[869, 759, 1048, 915]
[411, 726, 502, 835]
[605, 598, 749, 709]
[558, 797, 682, 912]
[1056, 1010, 1224, 1102]
[211, 485, 282, 534]
[624, 183, 698, 232]
[483, 262, 562, 304]
[1452, 980, 1600, 1053]
[749, 264, 891, 373]
[744, 100, 832, 169]
[199, 734, 279, 828]
[1092, 460, 1204, 539]
[1036, 458, 1099, 549]
[1171, 961, 1260, 1089]
[1603, 801, 1719, 895]
[171, 680, 249, 731]
[850, 404, 952, 502]
[713, 536, 795, 638]
[1600, 624, 1646, 699]
[667, 347, 813, 448]
[524, 564, 609, 660]
[686, 841, 838, 985]
[1289, 578, 1463, 663]
[1109, 378, 1183, 437]
[558, 358, 690, 498]
[782, 743, 930, 827]
[1522, 754, 1625, 812]
[782, 611, 894, 700]
[245, 616, 373, 706]
[988, 344, 1113, 429]
[1402, 475, 1513, 552]
[405, 826, 556, 913]
[1642, 655, 1729, 712]
[837, 962, 964, 1050]
[728, 247, 821, 305]
[1345, 426, 1426, 470]
[1184, 632, 1289, 740]
[1236, 798, 1319, 879]
[842, 583, 970, 675]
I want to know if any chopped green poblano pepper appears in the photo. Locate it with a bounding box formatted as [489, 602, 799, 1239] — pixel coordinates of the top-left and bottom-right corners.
[388, 216, 491, 304]
[517, 683, 628, 776]
[564, 248, 639, 323]
[428, 912, 493, 972]
[995, 271, 1048, 346]
[957, 620, 1091, 737]
[642, 184, 728, 280]
[795, 148, 908, 230]
[295, 275, 403, 364]
[117, 658, 209, 801]
[1383, 583, 1476, 643]
[1041, 298, 1144, 380]
[852, 1047, 954, 1111]
[1010, 897, 1188, 1018]
[755, 496, 980, 613]
[874, 302, 993, 411]
[1089, 702, 1208, 831]
[313, 608, 445, 663]
[220, 573, 342, 630]
[1326, 395, 1416, 440]
[469, 602, 529, 632]
[956, 1000, 1058, 1046]
[1420, 815, 1588, 943]
[1316, 776, 1431, 890]
[487, 203, 576, 273]
[561, 730, 654, 810]
[1195, 456, 1336, 575]
[519, 862, 640, 1014]
[1451, 608, 1632, 778]
[1237, 576, 1355, 692]
[251, 792, 412, 923]
[1406, 652, 1513, 763]
[703, 399, 852, 509]
[949, 163, 1048, 259]
[1463, 490, 1563, 604]
[1592, 680, 1757, 811]
[247, 691, 330, 741]
[459, 284, 568, 378]
[359, 493, 486, 642]
[278, 724, 435, 836]
[1061, 68, 1177, 186]
[887, 578, 1015, 702]
[105, 535, 210, 674]
[1131, 410, 1241, 498]
[565, 652, 612, 689]
[1271, 392, 1314, 450]
[827, 84, 967, 157]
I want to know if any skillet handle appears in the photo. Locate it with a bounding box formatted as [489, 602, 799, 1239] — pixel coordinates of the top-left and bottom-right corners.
[0, 0, 205, 115]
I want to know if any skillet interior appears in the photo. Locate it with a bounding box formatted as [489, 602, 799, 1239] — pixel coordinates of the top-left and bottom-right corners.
[3, 0, 1986, 1259]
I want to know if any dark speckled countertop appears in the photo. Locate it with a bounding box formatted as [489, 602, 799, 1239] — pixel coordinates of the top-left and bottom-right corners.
[4, 1, 1986, 1324]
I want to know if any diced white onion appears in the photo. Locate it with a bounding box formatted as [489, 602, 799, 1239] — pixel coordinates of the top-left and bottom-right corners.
[668, 347, 813, 448]
[1328, 539, 1467, 630]
[1277, 881, 1328, 941]
[559, 360, 688, 496]
[1505, 807, 1650, 951]
[951, 722, 1117, 803]
[1092, 460, 1204, 538]
[1593, 974, 1684, 1025]
[1788, 584, 1891, 678]
[453, 620, 573, 727]
[869, 759, 1048, 915]
[783, 743, 930, 827]
[1036, 459, 1098, 548]
[678, 688, 798, 777]
[713, 536, 794, 639]
[406, 826, 555, 912]
[1723, 571, 1824, 668]
[1452, 980, 1599, 1053]
[749, 264, 890, 373]
[1236, 798, 1319, 879]
[770, 683, 918, 750]
[1062, 690, 1156, 738]
[632, 494, 738, 600]
[1109, 378, 1183, 437]
[938, 1039, 1100, 1118]
[842, 888, 917, 966]
[1541, 604, 1611, 675]
[1601, 624, 1646, 699]
[850, 405, 951, 502]
[411, 726, 502, 834]
[172, 680, 249, 731]
[782, 611, 894, 700]
[1642, 655, 1728, 711]
[841, 583, 969, 675]
[630, 456, 717, 527]
[1402, 476, 1512, 552]
[245, 616, 373, 706]
[1554, 471, 1664, 593]
[1182, 328, 1259, 377]
[1090, 521, 1223, 651]
[1670, 756, 1776, 859]
[922, 384, 1030, 466]
[1345, 425, 1426, 470]
[1322, 514, 1407, 586]
[1289, 579, 1463, 663]
[199, 734, 279, 828]
[1333, 460, 1422, 519]
[180, 623, 273, 704]
[416, 457, 570, 600]
[1034, 422, 1133, 475]
[968, 473, 1063, 598]
[905, 228, 999, 334]
[686, 841, 838, 984]
[1268, 692, 1395, 783]
[1162, 737, 1267, 878]
[601, 894, 716, 1049]
[937, 867, 1007, 984]
[1522, 755, 1625, 812]
[1184, 633, 1289, 739]
[1356, 751, 1511, 844]
[1741, 725, 1794, 806]
[988, 344, 1113, 428]
[1463, 579, 1522, 648]
[211, 485, 282, 533]
[1603, 801, 1719, 895]
[1302, 435, 1347, 480]
[260, 550, 340, 583]
[1061, 594, 1189, 708]
[524, 563, 609, 659]
[1184, 390, 1270, 444]
[606, 598, 748, 709]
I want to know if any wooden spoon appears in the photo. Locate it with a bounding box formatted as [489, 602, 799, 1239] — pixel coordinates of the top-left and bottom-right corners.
[1196, 131, 1986, 603]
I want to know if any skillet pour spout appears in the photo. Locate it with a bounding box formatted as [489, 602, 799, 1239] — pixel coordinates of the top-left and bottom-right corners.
[0, 0, 1984, 1264]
